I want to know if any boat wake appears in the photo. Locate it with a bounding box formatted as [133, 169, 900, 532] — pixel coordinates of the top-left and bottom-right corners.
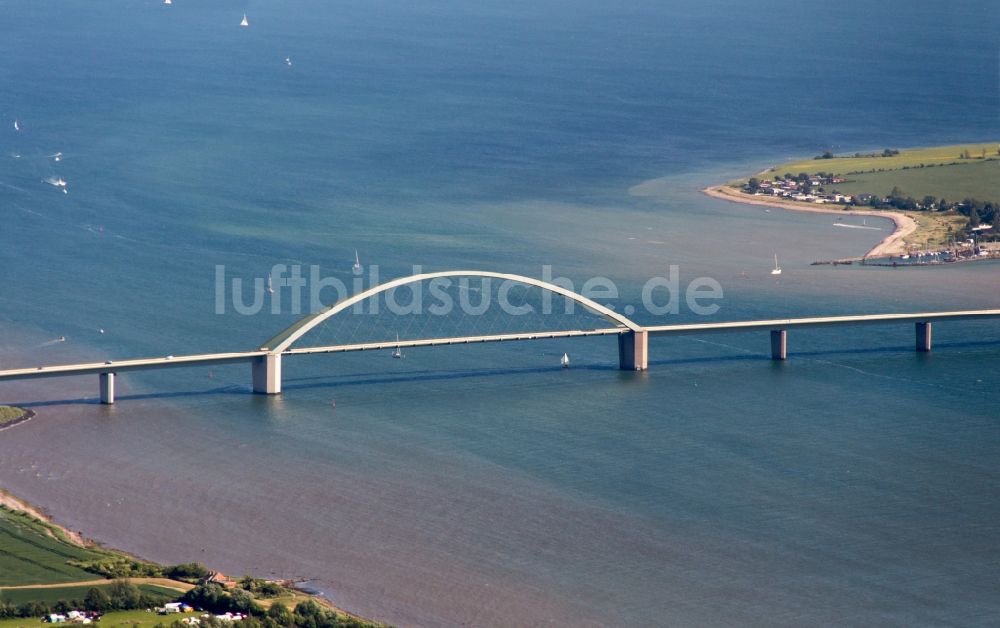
[833, 223, 881, 231]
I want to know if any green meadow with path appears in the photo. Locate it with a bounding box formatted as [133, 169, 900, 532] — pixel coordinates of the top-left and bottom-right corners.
[755, 142, 1000, 204]
[826, 159, 1000, 206]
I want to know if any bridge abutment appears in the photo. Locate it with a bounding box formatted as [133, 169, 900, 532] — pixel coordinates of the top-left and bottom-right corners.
[252, 354, 282, 394]
[618, 330, 648, 371]
[99, 372, 115, 404]
[916, 322, 932, 352]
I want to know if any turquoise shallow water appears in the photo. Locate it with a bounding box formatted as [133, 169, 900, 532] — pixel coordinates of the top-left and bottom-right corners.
[2, 1, 1000, 626]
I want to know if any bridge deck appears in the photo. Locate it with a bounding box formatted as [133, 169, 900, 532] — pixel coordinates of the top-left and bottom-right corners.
[1, 309, 998, 382]
[0, 351, 267, 381]
[645, 309, 1000, 336]
[283, 328, 627, 355]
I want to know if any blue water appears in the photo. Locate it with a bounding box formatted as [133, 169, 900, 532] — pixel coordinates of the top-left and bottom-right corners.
[2, 1, 1000, 626]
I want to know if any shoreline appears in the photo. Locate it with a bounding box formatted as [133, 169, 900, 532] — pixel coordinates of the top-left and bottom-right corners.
[0, 407, 36, 431]
[0, 485, 376, 625]
[0, 486, 90, 547]
[703, 185, 917, 259]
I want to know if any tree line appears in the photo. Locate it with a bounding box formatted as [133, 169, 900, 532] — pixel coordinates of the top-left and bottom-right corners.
[0, 580, 159, 618]
[69, 559, 212, 582]
[1, 580, 387, 628]
[178, 583, 384, 628]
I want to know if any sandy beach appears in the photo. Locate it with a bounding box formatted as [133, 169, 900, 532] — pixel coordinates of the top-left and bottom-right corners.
[703, 185, 917, 259]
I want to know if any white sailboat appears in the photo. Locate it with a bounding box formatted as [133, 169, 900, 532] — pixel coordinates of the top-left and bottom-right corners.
[285, 57, 293, 67]
[352, 250, 362, 272]
[240, 13, 249, 27]
[13, 120, 20, 132]
[164, 0, 172, 5]
[392, 333, 403, 359]
[561, 353, 570, 368]
[267, 275, 274, 294]
[771, 254, 782, 275]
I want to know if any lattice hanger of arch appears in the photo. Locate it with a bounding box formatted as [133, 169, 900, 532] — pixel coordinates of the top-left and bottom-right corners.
[261, 271, 633, 352]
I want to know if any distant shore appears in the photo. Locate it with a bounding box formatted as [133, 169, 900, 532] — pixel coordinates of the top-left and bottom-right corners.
[703, 184, 918, 259]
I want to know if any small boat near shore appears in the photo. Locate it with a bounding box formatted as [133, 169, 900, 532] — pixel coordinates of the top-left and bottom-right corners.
[833, 222, 882, 231]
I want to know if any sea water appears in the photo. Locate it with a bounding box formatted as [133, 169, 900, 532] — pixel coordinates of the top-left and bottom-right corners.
[1, 0, 1000, 625]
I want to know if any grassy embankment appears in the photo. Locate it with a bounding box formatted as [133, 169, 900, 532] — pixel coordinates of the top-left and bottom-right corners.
[0, 407, 34, 431]
[733, 142, 1000, 250]
[0, 505, 181, 596]
[0, 407, 26, 421]
[0, 507, 110, 586]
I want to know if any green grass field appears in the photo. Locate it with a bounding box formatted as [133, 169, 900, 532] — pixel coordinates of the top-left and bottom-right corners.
[0, 508, 106, 586]
[0, 407, 27, 421]
[0, 609, 170, 628]
[766, 142, 1000, 175]
[0, 585, 177, 607]
[827, 159, 1000, 204]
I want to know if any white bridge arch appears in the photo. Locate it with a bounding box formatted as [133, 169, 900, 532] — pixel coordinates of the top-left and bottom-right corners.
[249, 270, 649, 393]
[259, 270, 642, 352]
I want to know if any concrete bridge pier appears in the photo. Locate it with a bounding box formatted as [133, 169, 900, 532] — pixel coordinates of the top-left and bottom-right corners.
[770, 329, 787, 360]
[252, 353, 282, 394]
[99, 373, 115, 404]
[618, 330, 648, 371]
[916, 322, 932, 352]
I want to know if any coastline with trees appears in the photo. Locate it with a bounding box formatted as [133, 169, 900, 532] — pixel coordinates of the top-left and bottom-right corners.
[705, 142, 1000, 262]
[0, 494, 387, 628]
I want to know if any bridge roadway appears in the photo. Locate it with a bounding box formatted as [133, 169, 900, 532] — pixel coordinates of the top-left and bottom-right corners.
[0, 309, 998, 404]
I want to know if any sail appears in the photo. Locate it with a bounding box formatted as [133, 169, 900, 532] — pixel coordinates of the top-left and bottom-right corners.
[240, 13, 249, 26]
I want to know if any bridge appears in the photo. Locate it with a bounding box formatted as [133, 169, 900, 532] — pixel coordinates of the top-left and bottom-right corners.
[1, 270, 998, 404]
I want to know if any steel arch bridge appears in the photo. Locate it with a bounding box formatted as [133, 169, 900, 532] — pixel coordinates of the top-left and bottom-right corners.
[250, 270, 647, 393]
[0, 269, 997, 403]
